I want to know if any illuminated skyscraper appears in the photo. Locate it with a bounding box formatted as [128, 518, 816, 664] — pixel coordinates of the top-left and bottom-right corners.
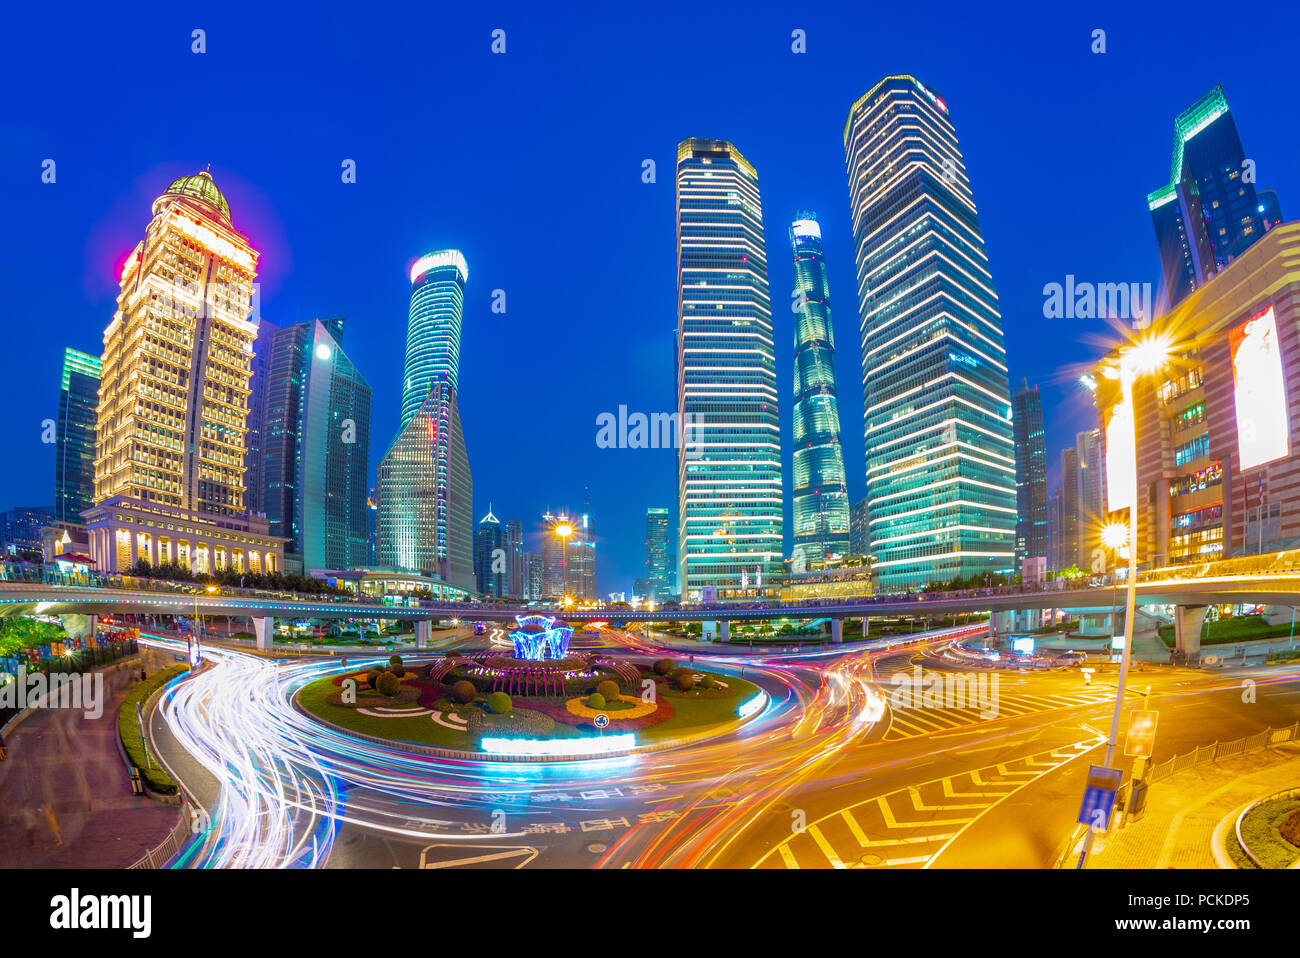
[1148, 84, 1279, 307]
[85, 171, 283, 574]
[376, 381, 473, 588]
[54, 348, 102, 522]
[473, 506, 505, 597]
[400, 250, 467, 428]
[1011, 378, 1047, 574]
[675, 138, 782, 599]
[252, 317, 372, 574]
[645, 507, 672, 600]
[789, 211, 851, 565]
[844, 76, 1016, 590]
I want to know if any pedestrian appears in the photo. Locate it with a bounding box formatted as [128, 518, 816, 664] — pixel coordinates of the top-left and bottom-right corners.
[140, 668, 147, 682]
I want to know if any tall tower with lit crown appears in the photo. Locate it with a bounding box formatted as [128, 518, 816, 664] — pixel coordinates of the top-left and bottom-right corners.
[85, 170, 284, 574]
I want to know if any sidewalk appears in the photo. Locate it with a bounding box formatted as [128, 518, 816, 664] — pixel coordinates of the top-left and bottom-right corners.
[0, 649, 181, 867]
[1083, 742, 1300, 868]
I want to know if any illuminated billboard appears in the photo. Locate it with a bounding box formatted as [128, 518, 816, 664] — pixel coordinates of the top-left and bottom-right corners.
[1104, 401, 1134, 513]
[1230, 305, 1290, 471]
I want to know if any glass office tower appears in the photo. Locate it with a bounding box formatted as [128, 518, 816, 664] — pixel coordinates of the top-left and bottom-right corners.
[1148, 84, 1275, 307]
[789, 211, 851, 566]
[645, 507, 672, 600]
[254, 317, 372, 573]
[844, 76, 1016, 591]
[400, 250, 468, 428]
[54, 348, 102, 522]
[675, 138, 782, 599]
[1011, 378, 1048, 574]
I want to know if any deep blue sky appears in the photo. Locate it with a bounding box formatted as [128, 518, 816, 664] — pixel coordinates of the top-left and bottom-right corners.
[3, 1, 1297, 594]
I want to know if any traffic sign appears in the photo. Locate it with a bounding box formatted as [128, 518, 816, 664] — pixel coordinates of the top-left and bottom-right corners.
[1124, 709, 1159, 758]
[593, 713, 610, 729]
[1077, 765, 1122, 830]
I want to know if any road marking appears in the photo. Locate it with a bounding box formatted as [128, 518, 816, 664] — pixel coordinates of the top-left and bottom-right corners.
[807, 826, 846, 868]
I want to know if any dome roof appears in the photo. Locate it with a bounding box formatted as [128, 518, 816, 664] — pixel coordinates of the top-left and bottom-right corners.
[162, 170, 231, 222]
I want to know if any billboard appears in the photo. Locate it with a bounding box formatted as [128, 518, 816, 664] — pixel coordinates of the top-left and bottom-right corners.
[1230, 305, 1290, 471]
[1104, 400, 1134, 513]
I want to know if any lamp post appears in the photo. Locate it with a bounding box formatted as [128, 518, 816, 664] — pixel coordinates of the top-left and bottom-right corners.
[554, 521, 574, 606]
[1077, 334, 1170, 869]
[190, 584, 217, 667]
[1100, 522, 1128, 646]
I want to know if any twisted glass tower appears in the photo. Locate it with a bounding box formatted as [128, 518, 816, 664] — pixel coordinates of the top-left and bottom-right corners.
[789, 212, 850, 565]
[844, 76, 1016, 591]
[400, 250, 467, 428]
[675, 138, 782, 599]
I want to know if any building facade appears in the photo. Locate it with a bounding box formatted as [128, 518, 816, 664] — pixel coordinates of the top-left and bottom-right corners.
[645, 507, 672, 600]
[375, 381, 473, 589]
[1095, 222, 1300, 568]
[675, 138, 782, 600]
[88, 171, 284, 574]
[1148, 84, 1281, 308]
[789, 211, 851, 565]
[849, 496, 869, 556]
[54, 348, 102, 523]
[254, 317, 372, 574]
[1011, 378, 1048, 575]
[844, 76, 1017, 590]
[400, 250, 467, 429]
[473, 506, 506, 597]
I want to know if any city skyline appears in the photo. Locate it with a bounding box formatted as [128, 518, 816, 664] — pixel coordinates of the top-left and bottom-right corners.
[6, 6, 1300, 593]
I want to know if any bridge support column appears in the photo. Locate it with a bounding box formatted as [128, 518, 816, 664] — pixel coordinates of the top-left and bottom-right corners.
[1173, 605, 1207, 656]
[415, 620, 431, 648]
[59, 614, 96, 641]
[719, 621, 729, 644]
[252, 616, 274, 652]
[862, 617, 869, 637]
[831, 618, 843, 644]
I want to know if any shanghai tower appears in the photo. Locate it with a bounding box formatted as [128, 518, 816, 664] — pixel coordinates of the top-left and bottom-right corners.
[844, 75, 1016, 591]
[789, 212, 851, 566]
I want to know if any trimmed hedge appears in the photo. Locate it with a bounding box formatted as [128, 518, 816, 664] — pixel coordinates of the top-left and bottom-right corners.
[118, 664, 189, 795]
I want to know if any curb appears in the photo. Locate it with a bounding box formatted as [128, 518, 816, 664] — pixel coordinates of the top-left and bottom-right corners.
[1211, 799, 1256, 869]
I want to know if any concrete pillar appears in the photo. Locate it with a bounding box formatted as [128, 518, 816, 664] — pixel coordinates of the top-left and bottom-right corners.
[831, 618, 843, 644]
[252, 616, 274, 652]
[59, 614, 96, 640]
[862, 616, 869, 637]
[1173, 605, 1207, 656]
[719, 620, 729, 643]
[415, 620, 431, 648]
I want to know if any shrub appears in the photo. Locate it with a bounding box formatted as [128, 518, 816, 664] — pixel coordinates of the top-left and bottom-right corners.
[487, 691, 513, 714]
[699, 674, 716, 690]
[653, 658, 675, 675]
[366, 669, 383, 689]
[451, 680, 477, 704]
[671, 667, 695, 692]
[587, 692, 606, 709]
[376, 671, 401, 697]
[389, 654, 404, 668]
[596, 680, 620, 701]
[389, 665, 406, 679]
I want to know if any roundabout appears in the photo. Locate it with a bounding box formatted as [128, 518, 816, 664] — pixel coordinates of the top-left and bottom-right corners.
[293, 616, 766, 760]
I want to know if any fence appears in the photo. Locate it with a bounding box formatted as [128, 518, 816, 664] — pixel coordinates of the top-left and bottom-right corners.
[128, 800, 198, 869]
[1145, 722, 1300, 784]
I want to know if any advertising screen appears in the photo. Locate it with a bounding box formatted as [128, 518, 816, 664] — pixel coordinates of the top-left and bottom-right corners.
[1230, 305, 1290, 471]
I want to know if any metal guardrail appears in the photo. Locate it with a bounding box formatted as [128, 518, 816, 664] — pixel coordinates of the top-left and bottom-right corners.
[1145, 722, 1300, 784]
[128, 800, 196, 869]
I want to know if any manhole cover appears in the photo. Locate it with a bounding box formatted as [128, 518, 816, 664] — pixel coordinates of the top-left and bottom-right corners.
[586, 843, 607, 853]
[858, 853, 883, 866]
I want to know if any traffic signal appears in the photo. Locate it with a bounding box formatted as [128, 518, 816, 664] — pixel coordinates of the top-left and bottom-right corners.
[1124, 709, 1159, 758]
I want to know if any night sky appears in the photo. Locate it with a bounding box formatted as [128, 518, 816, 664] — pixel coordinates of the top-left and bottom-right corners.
[3, 0, 1297, 594]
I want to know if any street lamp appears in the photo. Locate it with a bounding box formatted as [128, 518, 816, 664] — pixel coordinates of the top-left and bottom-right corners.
[1100, 522, 1128, 643]
[1078, 333, 1171, 868]
[554, 521, 574, 606]
[190, 584, 217, 667]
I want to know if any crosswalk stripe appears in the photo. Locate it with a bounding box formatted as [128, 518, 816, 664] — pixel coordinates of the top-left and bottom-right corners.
[841, 809, 871, 847]
[778, 843, 799, 869]
[807, 825, 846, 868]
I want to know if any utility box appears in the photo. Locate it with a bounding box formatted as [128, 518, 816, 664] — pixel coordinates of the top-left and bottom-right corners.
[1128, 780, 1149, 822]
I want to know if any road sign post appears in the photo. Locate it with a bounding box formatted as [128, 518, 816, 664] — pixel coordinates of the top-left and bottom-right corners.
[1075, 765, 1122, 868]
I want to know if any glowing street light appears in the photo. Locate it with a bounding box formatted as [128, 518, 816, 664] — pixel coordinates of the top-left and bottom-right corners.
[1078, 333, 1172, 868]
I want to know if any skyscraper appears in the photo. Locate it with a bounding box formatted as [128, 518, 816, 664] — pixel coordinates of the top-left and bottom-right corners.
[473, 506, 506, 597]
[400, 250, 467, 428]
[54, 348, 102, 522]
[376, 251, 474, 590]
[849, 497, 869, 556]
[675, 138, 782, 599]
[1011, 378, 1048, 574]
[1148, 84, 1278, 307]
[505, 518, 524, 599]
[1056, 429, 1106, 570]
[789, 211, 851, 565]
[244, 317, 277, 518]
[844, 76, 1017, 590]
[645, 507, 671, 600]
[376, 381, 473, 589]
[85, 170, 284, 574]
[253, 317, 372, 573]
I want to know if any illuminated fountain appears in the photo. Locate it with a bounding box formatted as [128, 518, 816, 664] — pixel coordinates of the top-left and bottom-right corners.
[509, 615, 572, 661]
